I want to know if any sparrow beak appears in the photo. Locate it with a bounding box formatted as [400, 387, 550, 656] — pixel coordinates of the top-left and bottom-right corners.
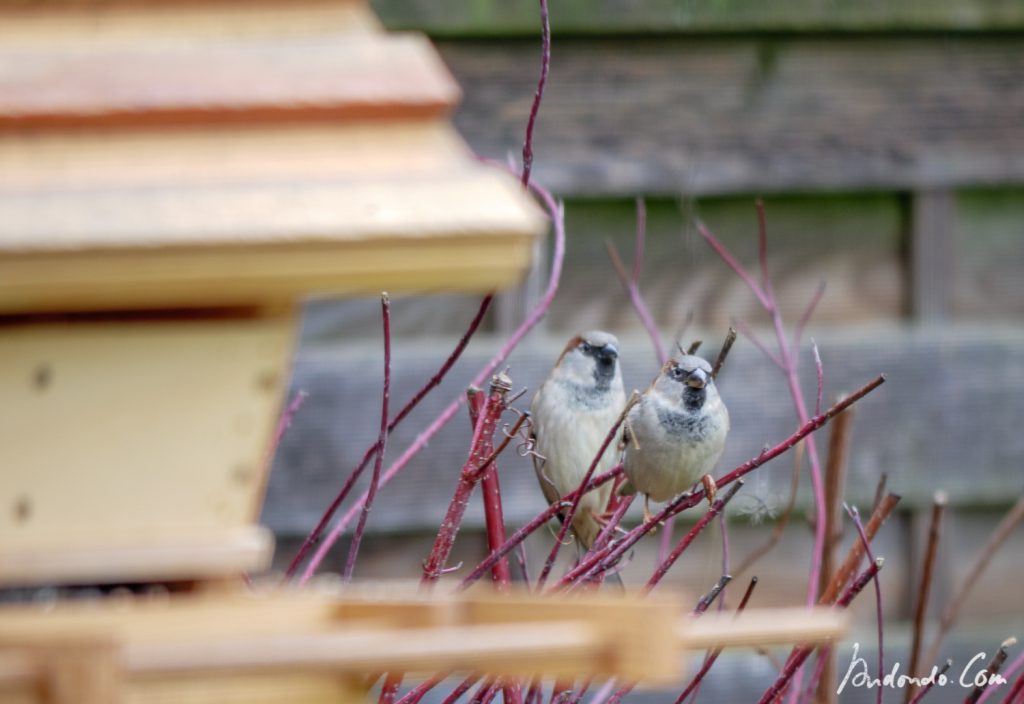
[685, 368, 708, 389]
[595, 344, 618, 365]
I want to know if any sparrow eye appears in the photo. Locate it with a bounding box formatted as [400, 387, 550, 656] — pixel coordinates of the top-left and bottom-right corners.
[580, 342, 592, 354]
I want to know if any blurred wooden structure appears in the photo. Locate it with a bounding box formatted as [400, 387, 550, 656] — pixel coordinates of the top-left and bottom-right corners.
[0, 0, 542, 589]
[0, 587, 848, 703]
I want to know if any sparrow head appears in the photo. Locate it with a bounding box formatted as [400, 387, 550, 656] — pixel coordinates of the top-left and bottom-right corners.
[656, 355, 716, 411]
[557, 330, 621, 390]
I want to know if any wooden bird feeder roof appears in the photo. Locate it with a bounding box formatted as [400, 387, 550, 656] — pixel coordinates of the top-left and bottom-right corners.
[0, 0, 545, 314]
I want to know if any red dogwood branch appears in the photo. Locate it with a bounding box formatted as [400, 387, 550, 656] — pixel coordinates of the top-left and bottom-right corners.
[343, 293, 392, 581]
[422, 376, 511, 586]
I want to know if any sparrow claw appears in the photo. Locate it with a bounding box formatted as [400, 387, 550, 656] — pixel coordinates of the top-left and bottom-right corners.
[701, 474, 718, 505]
[643, 496, 664, 533]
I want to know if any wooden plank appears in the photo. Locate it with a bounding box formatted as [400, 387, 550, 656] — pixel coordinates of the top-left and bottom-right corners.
[0, 591, 685, 688]
[910, 190, 956, 321]
[371, 0, 1024, 35]
[0, 172, 542, 313]
[264, 325, 1024, 538]
[952, 188, 1024, 321]
[0, 121, 473, 192]
[34, 638, 121, 704]
[0, 0, 379, 48]
[0, 35, 458, 128]
[0, 315, 292, 585]
[438, 37, 1024, 195]
[0, 527, 273, 587]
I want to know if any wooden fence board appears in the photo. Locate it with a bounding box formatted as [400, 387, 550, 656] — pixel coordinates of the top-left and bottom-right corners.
[372, 0, 1024, 36]
[438, 37, 1024, 196]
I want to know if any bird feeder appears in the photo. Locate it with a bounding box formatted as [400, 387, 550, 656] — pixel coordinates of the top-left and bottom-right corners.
[0, 0, 544, 588]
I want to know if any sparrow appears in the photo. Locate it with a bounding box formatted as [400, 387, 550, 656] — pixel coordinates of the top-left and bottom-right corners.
[619, 355, 729, 522]
[530, 331, 627, 549]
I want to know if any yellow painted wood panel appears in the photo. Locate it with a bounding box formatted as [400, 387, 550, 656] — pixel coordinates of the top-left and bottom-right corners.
[0, 315, 293, 582]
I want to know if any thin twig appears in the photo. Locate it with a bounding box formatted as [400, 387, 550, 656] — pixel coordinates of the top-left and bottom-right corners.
[794, 280, 826, 348]
[695, 219, 770, 309]
[397, 674, 452, 704]
[905, 660, 954, 704]
[847, 504, 885, 704]
[269, 389, 308, 459]
[674, 576, 758, 704]
[520, 0, 550, 189]
[441, 675, 484, 704]
[468, 390, 513, 592]
[1001, 668, 1024, 704]
[343, 294, 392, 581]
[819, 493, 901, 605]
[988, 650, 1024, 704]
[711, 327, 737, 379]
[644, 483, 744, 593]
[968, 638, 1017, 704]
[815, 406, 854, 702]
[421, 376, 511, 586]
[605, 199, 668, 364]
[873, 473, 889, 513]
[811, 340, 824, 417]
[921, 495, 1024, 673]
[906, 492, 948, 704]
[693, 575, 733, 614]
[586, 680, 616, 704]
[733, 319, 785, 370]
[977, 649, 1024, 704]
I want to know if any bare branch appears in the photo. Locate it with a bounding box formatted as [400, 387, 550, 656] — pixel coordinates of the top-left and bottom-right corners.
[520, 0, 550, 189]
[711, 327, 738, 380]
[343, 293, 392, 581]
[921, 494, 1024, 675]
[906, 492, 947, 703]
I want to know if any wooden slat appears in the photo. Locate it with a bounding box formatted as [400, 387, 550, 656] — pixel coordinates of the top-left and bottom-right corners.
[0, 36, 459, 128]
[0, 527, 273, 587]
[0, 121, 473, 192]
[0, 591, 685, 689]
[264, 325, 1024, 537]
[439, 37, 1024, 195]
[952, 188, 1024, 321]
[0, 0, 379, 48]
[371, 0, 1024, 35]
[910, 190, 956, 321]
